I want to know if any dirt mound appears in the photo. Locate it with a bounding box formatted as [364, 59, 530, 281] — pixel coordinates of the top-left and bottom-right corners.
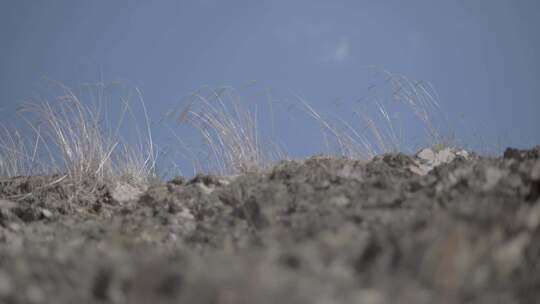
[1, 147, 539, 303]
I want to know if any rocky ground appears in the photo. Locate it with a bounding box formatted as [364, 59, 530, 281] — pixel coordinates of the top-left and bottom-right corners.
[0, 146, 539, 304]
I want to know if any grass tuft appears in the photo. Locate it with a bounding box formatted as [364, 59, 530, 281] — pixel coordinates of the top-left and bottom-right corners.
[298, 69, 451, 159]
[2, 70, 454, 182]
[1, 82, 157, 190]
[0, 123, 38, 177]
[169, 86, 281, 175]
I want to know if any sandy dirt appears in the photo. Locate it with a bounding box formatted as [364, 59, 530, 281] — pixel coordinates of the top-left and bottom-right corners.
[1, 146, 539, 303]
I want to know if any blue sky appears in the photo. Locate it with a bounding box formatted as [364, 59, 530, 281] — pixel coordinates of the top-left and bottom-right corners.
[1, 0, 539, 170]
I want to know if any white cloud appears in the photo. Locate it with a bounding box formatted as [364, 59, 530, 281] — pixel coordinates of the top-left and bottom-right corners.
[322, 37, 352, 64]
[275, 22, 352, 65]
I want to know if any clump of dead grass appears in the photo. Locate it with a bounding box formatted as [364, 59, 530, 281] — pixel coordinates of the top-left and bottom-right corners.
[298, 69, 452, 159]
[0, 82, 157, 191]
[2, 70, 452, 182]
[168, 86, 284, 175]
[0, 123, 39, 177]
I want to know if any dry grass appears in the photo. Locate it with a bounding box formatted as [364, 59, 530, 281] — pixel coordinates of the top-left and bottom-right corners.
[297, 97, 377, 159]
[298, 69, 450, 160]
[0, 82, 157, 189]
[2, 70, 450, 181]
[0, 123, 39, 177]
[169, 86, 283, 175]
[167, 71, 449, 174]
[380, 69, 447, 146]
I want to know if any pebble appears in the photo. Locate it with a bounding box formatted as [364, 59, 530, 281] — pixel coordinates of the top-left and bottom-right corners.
[111, 182, 145, 204]
[411, 147, 469, 175]
[40, 209, 53, 219]
[417, 148, 436, 163]
[328, 195, 351, 207]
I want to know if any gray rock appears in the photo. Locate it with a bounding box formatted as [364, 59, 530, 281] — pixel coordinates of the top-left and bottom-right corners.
[411, 147, 469, 175]
[40, 209, 53, 219]
[111, 182, 146, 204]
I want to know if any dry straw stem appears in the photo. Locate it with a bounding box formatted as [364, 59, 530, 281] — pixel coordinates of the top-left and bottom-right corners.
[12, 82, 156, 188]
[172, 86, 278, 175]
[296, 96, 377, 159]
[380, 69, 447, 146]
[298, 70, 448, 159]
[110, 87, 158, 185]
[0, 123, 39, 177]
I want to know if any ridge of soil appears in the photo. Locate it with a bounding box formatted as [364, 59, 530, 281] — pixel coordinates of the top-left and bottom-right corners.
[1, 146, 540, 303]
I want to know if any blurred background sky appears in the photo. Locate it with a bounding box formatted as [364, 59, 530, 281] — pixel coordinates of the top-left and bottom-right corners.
[1, 0, 539, 172]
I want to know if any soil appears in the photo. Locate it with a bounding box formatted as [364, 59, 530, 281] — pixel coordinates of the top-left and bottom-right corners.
[1, 146, 540, 303]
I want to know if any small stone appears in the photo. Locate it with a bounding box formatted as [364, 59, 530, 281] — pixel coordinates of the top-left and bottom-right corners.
[217, 178, 231, 186]
[328, 195, 351, 207]
[40, 209, 53, 219]
[436, 147, 455, 163]
[417, 148, 436, 163]
[455, 149, 469, 159]
[111, 183, 145, 204]
[166, 233, 178, 242]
